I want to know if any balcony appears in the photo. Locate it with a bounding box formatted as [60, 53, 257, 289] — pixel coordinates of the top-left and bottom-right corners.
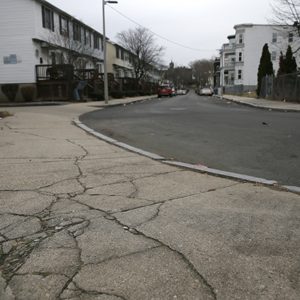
[224, 61, 235, 67]
[222, 43, 236, 53]
[221, 61, 235, 70]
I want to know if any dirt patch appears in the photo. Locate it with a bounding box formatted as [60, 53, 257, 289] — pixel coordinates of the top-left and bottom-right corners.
[0, 111, 13, 118]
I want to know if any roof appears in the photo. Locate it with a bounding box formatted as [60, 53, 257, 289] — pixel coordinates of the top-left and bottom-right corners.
[36, 0, 105, 38]
[234, 23, 294, 30]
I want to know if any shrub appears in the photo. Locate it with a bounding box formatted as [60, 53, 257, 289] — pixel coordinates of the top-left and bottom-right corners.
[96, 93, 104, 101]
[21, 85, 36, 102]
[138, 90, 149, 96]
[1, 84, 19, 102]
[124, 90, 138, 97]
[89, 92, 104, 101]
[110, 91, 124, 99]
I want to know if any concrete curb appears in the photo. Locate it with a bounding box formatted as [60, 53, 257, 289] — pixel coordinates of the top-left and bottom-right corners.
[74, 119, 164, 160]
[74, 118, 300, 194]
[0, 101, 69, 107]
[217, 96, 300, 113]
[163, 160, 277, 185]
[0, 95, 157, 108]
[99, 96, 157, 108]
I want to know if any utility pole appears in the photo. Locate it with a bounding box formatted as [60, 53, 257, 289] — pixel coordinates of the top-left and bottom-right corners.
[102, 0, 118, 104]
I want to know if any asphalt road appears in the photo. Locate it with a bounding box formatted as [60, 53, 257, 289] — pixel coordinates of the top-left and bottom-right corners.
[80, 92, 300, 187]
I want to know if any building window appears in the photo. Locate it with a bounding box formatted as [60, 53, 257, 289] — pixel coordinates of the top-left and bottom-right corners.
[121, 49, 124, 60]
[124, 52, 129, 61]
[272, 32, 277, 43]
[51, 52, 56, 65]
[84, 29, 91, 46]
[230, 74, 235, 84]
[238, 34, 243, 44]
[238, 52, 242, 62]
[59, 52, 64, 64]
[288, 32, 293, 43]
[59, 16, 69, 36]
[94, 33, 99, 49]
[238, 70, 242, 80]
[42, 6, 54, 31]
[98, 64, 103, 73]
[271, 51, 277, 61]
[100, 37, 103, 51]
[73, 23, 81, 42]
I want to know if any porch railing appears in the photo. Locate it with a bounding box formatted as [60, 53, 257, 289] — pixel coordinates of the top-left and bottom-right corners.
[35, 64, 74, 82]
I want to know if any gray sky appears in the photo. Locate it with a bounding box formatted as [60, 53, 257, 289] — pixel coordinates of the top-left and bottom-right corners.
[47, 0, 273, 66]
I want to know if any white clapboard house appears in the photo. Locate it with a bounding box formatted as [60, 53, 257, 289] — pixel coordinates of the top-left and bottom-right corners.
[0, 0, 105, 101]
[219, 23, 300, 94]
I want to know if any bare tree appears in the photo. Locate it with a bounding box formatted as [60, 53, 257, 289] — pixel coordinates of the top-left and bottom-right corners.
[189, 59, 214, 87]
[46, 29, 100, 69]
[117, 27, 164, 84]
[271, 0, 300, 36]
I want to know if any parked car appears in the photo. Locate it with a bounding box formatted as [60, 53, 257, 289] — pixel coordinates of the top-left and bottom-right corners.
[177, 89, 188, 95]
[171, 87, 177, 96]
[199, 87, 213, 96]
[158, 84, 172, 97]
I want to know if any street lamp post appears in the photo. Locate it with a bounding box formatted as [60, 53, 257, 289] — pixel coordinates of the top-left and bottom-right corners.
[102, 0, 118, 104]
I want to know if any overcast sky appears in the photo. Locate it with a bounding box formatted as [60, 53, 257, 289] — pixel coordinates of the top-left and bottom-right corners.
[47, 0, 274, 66]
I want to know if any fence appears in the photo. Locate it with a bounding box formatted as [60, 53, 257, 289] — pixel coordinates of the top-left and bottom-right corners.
[261, 72, 300, 102]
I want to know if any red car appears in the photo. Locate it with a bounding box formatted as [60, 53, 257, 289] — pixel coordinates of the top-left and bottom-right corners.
[158, 84, 172, 97]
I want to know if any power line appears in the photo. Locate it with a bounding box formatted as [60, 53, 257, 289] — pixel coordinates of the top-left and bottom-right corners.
[107, 4, 215, 52]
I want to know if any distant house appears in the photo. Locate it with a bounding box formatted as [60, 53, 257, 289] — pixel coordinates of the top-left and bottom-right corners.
[112, 43, 135, 79]
[219, 23, 300, 94]
[164, 62, 194, 87]
[0, 0, 105, 101]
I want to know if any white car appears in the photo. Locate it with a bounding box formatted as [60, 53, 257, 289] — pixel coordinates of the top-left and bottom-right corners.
[199, 87, 213, 96]
[177, 89, 187, 95]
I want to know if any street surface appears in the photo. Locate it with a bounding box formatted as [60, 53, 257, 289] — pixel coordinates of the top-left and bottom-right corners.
[80, 92, 300, 187]
[0, 101, 299, 300]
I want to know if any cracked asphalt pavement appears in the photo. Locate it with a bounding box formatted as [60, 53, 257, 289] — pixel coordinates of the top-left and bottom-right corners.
[0, 101, 299, 300]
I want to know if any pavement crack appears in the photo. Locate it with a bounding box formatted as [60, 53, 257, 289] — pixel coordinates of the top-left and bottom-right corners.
[1, 236, 47, 282]
[66, 139, 90, 195]
[64, 281, 128, 300]
[57, 231, 84, 299]
[128, 179, 139, 198]
[111, 214, 217, 300]
[8, 130, 56, 140]
[1, 216, 88, 282]
[84, 245, 161, 267]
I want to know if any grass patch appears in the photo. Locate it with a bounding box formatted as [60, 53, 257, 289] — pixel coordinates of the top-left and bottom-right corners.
[0, 111, 13, 118]
[241, 91, 257, 98]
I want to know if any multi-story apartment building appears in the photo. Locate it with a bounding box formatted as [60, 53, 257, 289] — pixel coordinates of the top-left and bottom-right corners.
[220, 35, 236, 87]
[0, 0, 161, 101]
[0, 0, 105, 100]
[113, 44, 135, 79]
[219, 23, 300, 94]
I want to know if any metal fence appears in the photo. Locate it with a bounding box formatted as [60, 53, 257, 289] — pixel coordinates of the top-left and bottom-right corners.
[261, 72, 300, 102]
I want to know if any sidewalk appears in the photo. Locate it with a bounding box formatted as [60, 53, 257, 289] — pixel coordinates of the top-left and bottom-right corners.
[222, 94, 300, 112]
[0, 99, 300, 299]
[0, 95, 156, 108]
